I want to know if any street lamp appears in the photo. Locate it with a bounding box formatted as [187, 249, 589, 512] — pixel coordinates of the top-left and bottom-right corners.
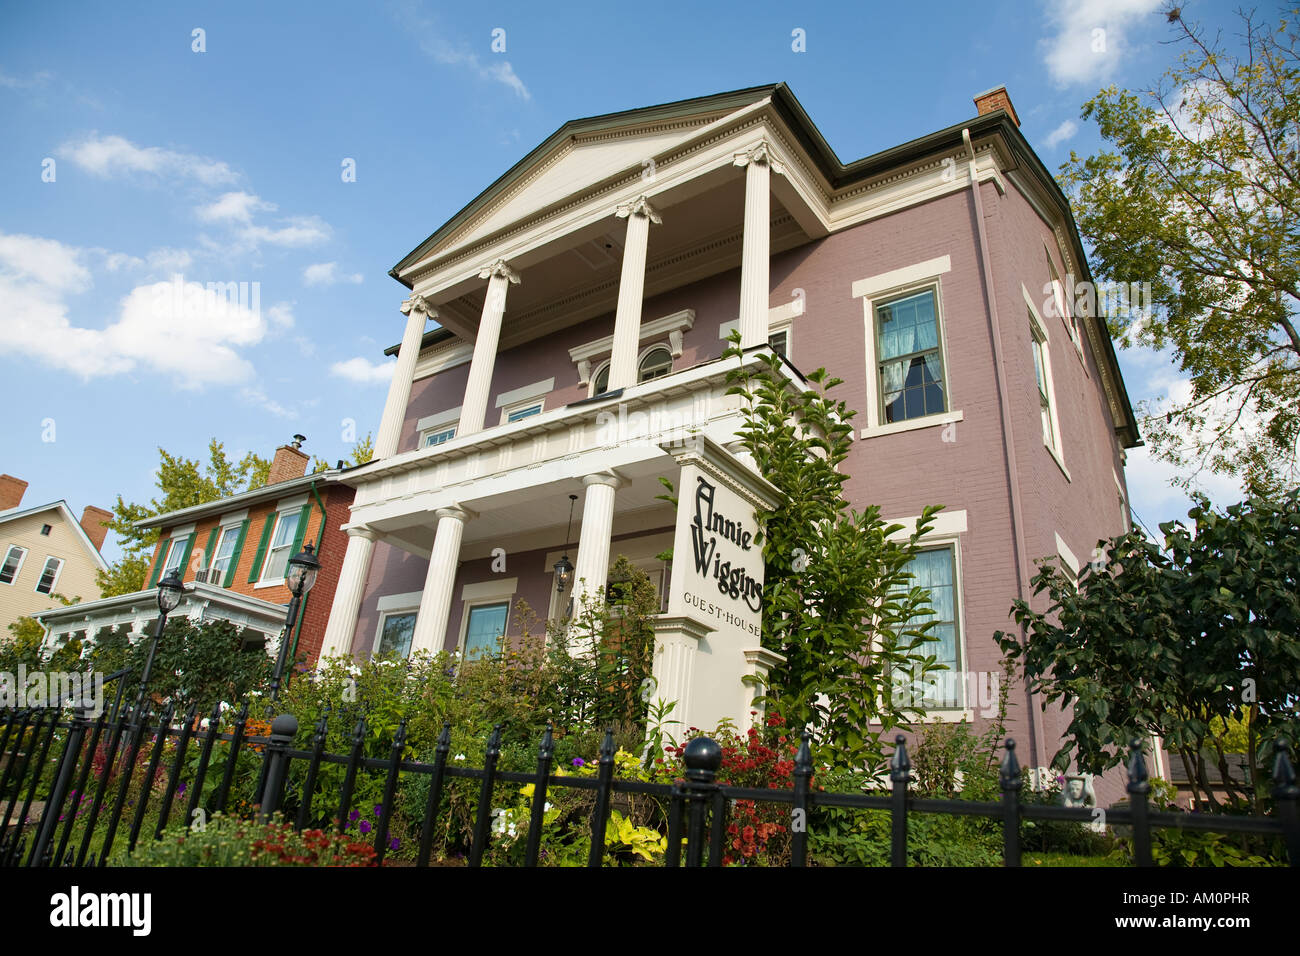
[269, 543, 321, 701]
[133, 569, 184, 716]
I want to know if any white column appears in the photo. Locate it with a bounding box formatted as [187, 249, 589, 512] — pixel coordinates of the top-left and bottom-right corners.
[609, 196, 661, 389]
[375, 295, 436, 459]
[410, 506, 473, 655]
[459, 259, 520, 437]
[734, 141, 782, 348]
[571, 473, 623, 618]
[319, 526, 379, 659]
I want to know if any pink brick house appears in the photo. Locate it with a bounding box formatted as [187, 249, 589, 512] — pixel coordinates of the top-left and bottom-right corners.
[319, 83, 1142, 799]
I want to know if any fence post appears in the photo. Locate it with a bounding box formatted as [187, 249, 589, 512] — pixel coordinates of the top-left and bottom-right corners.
[417, 723, 451, 868]
[682, 736, 721, 868]
[469, 724, 502, 868]
[258, 714, 298, 824]
[295, 707, 330, 831]
[373, 718, 407, 863]
[1127, 738, 1152, 867]
[790, 730, 812, 867]
[1271, 739, 1299, 866]
[890, 734, 910, 867]
[29, 702, 91, 867]
[523, 724, 554, 867]
[587, 729, 617, 868]
[999, 738, 1022, 867]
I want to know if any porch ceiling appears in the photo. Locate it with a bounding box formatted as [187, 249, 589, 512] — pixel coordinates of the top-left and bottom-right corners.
[427, 173, 808, 348]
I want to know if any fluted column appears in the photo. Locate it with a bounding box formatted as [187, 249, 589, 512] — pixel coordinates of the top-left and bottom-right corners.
[609, 196, 661, 389]
[319, 526, 379, 658]
[734, 141, 783, 348]
[459, 259, 520, 437]
[571, 473, 623, 620]
[410, 506, 473, 655]
[375, 295, 436, 458]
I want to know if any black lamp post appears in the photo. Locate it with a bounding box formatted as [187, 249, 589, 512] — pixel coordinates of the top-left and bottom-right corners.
[269, 543, 321, 701]
[553, 494, 578, 609]
[134, 568, 184, 716]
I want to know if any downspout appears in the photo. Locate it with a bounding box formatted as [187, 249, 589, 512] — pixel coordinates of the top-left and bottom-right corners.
[286, 478, 328, 675]
[962, 128, 1046, 769]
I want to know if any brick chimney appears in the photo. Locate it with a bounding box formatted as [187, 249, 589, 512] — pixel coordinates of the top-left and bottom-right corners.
[973, 85, 1020, 127]
[0, 475, 28, 511]
[268, 435, 310, 484]
[80, 505, 112, 551]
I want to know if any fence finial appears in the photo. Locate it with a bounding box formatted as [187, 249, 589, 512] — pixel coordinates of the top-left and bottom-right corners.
[1126, 737, 1150, 793]
[999, 738, 1021, 789]
[683, 737, 722, 781]
[890, 734, 910, 780]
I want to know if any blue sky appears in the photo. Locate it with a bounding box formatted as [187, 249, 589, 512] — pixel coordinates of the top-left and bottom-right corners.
[0, 0, 1246, 563]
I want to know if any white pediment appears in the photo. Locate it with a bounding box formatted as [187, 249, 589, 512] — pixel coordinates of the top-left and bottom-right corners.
[440, 116, 730, 254]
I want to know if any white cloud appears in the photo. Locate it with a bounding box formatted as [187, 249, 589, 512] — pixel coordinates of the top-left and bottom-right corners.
[239, 216, 331, 248]
[0, 69, 53, 90]
[1041, 0, 1163, 86]
[56, 133, 237, 185]
[240, 386, 295, 418]
[267, 302, 295, 330]
[330, 356, 395, 385]
[146, 247, 193, 272]
[197, 191, 276, 225]
[1043, 119, 1078, 149]
[303, 261, 363, 286]
[0, 232, 270, 385]
[396, 2, 531, 100]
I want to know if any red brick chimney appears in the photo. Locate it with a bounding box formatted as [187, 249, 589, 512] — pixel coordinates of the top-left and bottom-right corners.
[0, 475, 28, 511]
[80, 505, 112, 551]
[268, 435, 310, 485]
[973, 85, 1020, 127]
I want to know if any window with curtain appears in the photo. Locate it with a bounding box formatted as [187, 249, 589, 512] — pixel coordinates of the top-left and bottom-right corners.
[0, 545, 26, 585]
[875, 289, 946, 423]
[210, 525, 240, 576]
[894, 546, 962, 709]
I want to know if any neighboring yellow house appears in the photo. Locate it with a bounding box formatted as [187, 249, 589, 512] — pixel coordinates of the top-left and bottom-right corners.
[0, 474, 110, 637]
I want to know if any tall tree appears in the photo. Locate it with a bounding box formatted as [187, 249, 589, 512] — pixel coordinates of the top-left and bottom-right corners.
[724, 341, 945, 769]
[311, 431, 375, 473]
[1061, 6, 1300, 493]
[96, 439, 270, 596]
[997, 489, 1300, 813]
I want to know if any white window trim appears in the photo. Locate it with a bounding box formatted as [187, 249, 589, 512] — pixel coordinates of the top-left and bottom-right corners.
[35, 556, 65, 595]
[877, 514, 971, 721]
[854, 257, 960, 438]
[417, 406, 462, 447]
[588, 343, 676, 398]
[500, 397, 546, 425]
[1025, 284, 1070, 480]
[718, 299, 802, 358]
[208, 521, 244, 578]
[1055, 532, 1081, 582]
[1, 545, 28, 585]
[457, 577, 518, 657]
[160, 535, 190, 577]
[1114, 469, 1131, 532]
[571, 309, 694, 387]
[421, 425, 458, 447]
[373, 596, 421, 660]
[1043, 240, 1086, 364]
[254, 507, 303, 588]
[495, 377, 555, 410]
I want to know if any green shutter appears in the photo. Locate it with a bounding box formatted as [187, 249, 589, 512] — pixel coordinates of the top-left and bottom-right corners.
[177, 534, 196, 581]
[224, 519, 250, 588]
[247, 515, 275, 583]
[202, 528, 219, 569]
[288, 505, 311, 556]
[147, 538, 169, 587]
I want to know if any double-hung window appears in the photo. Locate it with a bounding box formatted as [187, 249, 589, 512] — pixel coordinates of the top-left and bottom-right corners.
[259, 510, 301, 584]
[35, 556, 64, 595]
[159, 536, 188, 579]
[210, 524, 241, 580]
[875, 288, 947, 424]
[423, 427, 456, 447]
[1031, 322, 1056, 450]
[1, 545, 28, 585]
[896, 546, 963, 710]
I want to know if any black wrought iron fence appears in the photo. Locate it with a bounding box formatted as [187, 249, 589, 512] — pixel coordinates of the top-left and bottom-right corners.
[2, 700, 1297, 867]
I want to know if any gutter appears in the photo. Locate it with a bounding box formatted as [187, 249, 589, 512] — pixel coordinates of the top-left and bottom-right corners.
[963, 127, 1046, 768]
